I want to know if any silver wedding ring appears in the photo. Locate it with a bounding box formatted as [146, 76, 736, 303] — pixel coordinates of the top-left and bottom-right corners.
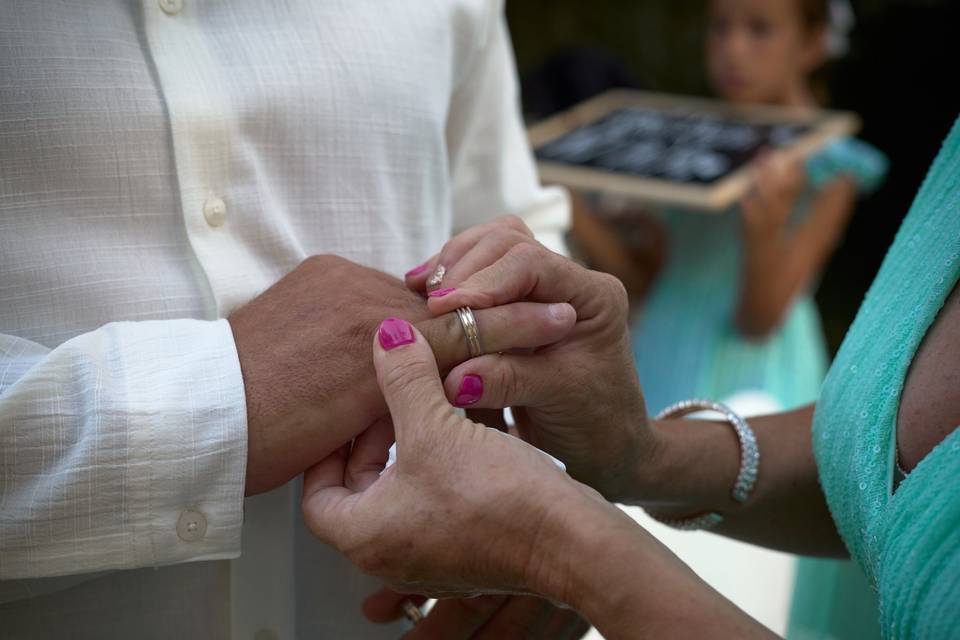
[456, 306, 484, 358]
[402, 600, 425, 625]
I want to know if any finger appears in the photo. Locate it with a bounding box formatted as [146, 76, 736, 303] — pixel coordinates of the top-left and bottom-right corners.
[440, 230, 537, 290]
[300, 445, 353, 544]
[425, 243, 619, 323]
[401, 595, 508, 640]
[404, 254, 440, 293]
[373, 317, 455, 446]
[473, 596, 589, 640]
[436, 216, 534, 278]
[411, 216, 534, 294]
[363, 588, 429, 623]
[442, 353, 557, 409]
[345, 415, 396, 492]
[417, 301, 576, 376]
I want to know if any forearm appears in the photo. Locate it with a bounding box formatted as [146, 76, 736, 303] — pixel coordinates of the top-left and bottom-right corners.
[737, 227, 797, 337]
[624, 404, 847, 557]
[538, 495, 775, 639]
[737, 177, 857, 338]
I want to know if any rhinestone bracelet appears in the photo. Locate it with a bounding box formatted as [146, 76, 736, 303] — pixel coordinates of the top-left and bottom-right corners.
[647, 399, 759, 531]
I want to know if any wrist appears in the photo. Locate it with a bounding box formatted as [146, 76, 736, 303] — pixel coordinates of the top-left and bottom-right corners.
[522, 483, 624, 605]
[542, 495, 693, 638]
[626, 416, 741, 516]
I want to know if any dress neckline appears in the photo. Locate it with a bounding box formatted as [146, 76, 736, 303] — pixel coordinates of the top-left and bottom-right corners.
[887, 271, 960, 499]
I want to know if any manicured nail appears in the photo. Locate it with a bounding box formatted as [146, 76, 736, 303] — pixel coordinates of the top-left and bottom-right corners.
[405, 262, 430, 277]
[454, 374, 483, 406]
[428, 287, 456, 298]
[378, 317, 415, 350]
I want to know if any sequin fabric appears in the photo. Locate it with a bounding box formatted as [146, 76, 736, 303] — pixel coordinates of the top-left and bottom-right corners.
[813, 115, 960, 639]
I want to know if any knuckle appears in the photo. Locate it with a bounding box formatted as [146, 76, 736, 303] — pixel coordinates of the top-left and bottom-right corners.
[497, 214, 532, 236]
[597, 272, 629, 316]
[507, 241, 542, 263]
[438, 238, 457, 261]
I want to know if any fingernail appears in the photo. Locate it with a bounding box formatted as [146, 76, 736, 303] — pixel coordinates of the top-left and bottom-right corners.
[454, 374, 483, 407]
[428, 287, 456, 298]
[405, 262, 429, 277]
[548, 303, 573, 322]
[378, 317, 415, 350]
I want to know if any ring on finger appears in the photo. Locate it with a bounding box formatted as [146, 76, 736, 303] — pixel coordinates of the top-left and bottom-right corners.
[426, 264, 446, 290]
[455, 306, 484, 358]
[402, 600, 425, 626]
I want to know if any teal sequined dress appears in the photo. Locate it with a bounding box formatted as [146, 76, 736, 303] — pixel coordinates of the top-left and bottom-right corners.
[812, 115, 960, 639]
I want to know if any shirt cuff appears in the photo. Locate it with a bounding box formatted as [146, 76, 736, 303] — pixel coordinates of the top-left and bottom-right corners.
[0, 319, 247, 578]
[119, 319, 248, 569]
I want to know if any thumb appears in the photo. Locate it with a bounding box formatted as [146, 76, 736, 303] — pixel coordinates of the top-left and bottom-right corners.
[374, 317, 457, 447]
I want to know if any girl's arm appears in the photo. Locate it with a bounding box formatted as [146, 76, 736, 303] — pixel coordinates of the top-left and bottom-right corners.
[737, 154, 858, 338]
[569, 192, 665, 299]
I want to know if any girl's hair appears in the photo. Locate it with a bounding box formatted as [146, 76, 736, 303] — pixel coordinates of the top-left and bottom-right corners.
[797, 0, 830, 31]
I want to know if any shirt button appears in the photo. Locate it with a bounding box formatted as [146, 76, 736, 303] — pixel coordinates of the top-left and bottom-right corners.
[203, 198, 227, 227]
[176, 509, 208, 542]
[158, 0, 183, 15]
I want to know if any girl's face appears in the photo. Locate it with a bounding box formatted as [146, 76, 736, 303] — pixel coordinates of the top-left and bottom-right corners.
[706, 0, 825, 105]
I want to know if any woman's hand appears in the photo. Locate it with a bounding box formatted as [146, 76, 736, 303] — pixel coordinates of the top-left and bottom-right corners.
[405, 215, 541, 293]
[299, 318, 777, 640]
[300, 317, 607, 599]
[422, 241, 656, 503]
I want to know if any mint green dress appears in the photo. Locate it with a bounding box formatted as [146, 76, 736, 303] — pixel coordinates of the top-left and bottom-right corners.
[631, 138, 887, 416]
[812, 115, 960, 639]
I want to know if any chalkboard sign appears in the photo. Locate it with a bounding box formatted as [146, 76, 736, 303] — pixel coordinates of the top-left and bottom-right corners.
[528, 90, 859, 212]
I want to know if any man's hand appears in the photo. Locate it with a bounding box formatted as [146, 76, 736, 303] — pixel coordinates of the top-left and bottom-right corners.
[364, 589, 590, 639]
[229, 255, 576, 495]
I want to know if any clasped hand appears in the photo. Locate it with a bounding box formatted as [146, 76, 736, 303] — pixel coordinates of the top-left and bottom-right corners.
[294, 217, 662, 635]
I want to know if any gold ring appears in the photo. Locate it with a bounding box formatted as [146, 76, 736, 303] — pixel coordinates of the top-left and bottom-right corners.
[402, 600, 425, 625]
[456, 306, 484, 358]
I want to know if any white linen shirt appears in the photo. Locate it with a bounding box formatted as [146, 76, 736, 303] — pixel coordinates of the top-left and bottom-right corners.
[0, 1, 568, 638]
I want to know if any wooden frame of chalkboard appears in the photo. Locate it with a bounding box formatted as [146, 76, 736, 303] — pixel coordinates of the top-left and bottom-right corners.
[528, 89, 860, 212]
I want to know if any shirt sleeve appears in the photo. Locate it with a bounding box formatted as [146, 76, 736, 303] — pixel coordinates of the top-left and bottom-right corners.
[445, 11, 571, 255]
[0, 319, 247, 579]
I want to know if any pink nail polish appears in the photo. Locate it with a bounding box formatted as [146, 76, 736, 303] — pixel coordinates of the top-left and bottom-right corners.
[405, 262, 430, 277]
[378, 317, 415, 350]
[428, 287, 456, 298]
[454, 374, 483, 406]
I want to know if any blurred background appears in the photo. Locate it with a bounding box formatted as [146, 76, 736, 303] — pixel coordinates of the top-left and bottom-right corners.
[507, 1, 958, 636]
[509, 0, 957, 354]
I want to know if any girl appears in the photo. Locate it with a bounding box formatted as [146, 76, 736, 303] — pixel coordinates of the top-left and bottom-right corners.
[573, 0, 888, 637]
